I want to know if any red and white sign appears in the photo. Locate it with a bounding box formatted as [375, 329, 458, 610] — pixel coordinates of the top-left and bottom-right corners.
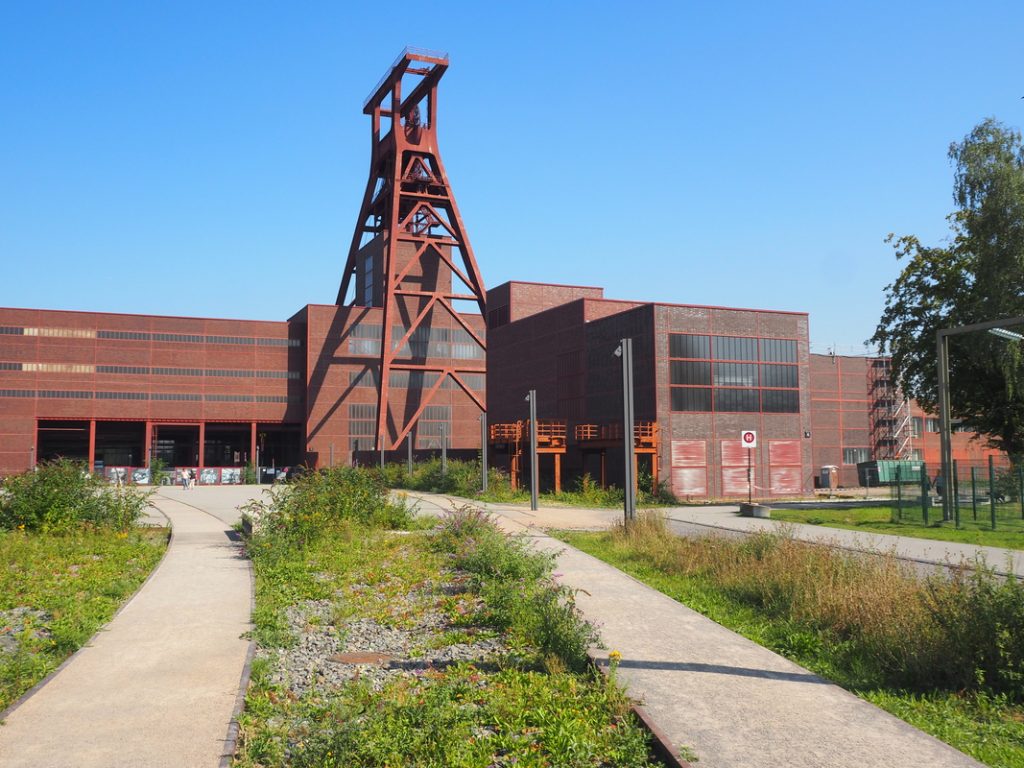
[741, 430, 758, 449]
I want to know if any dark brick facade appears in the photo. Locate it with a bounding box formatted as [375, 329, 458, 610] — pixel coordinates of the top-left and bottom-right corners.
[485, 281, 812, 499]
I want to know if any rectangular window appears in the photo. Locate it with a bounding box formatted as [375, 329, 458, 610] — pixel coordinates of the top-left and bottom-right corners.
[843, 448, 871, 465]
[760, 338, 798, 363]
[670, 361, 711, 386]
[714, 388, 760, 412]
[762, 389, 799, 413]
[0, 327, 25, 335]
[670, 387, 712, 412]
[910, 417, 922, 437]
[713, 362, 758, 387]
[760, 364, 798, 388]
[712, 336, 758, 361]
[669, 334, 709, 359]
[926, 418, 940, 433]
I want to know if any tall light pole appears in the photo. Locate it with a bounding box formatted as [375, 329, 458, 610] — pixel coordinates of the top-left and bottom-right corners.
[936, 316, 1024, 523]
[525, 390, 538, 511]
[480, 412, 488, 494]
[615, 339, 636, 523]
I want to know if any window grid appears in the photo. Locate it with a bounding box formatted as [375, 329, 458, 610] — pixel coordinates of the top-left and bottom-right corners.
[669, 333, 800, 413]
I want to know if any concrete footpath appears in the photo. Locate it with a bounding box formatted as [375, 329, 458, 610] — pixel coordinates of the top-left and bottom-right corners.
[0, 488, 259, 768]
[665, 504, 1024, 578]
[399, 491, 988, 768]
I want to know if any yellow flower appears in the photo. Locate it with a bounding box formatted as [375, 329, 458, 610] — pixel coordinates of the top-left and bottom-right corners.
[609, 650, 622, 662]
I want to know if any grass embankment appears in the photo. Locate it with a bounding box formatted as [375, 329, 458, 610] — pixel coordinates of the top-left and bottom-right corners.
[0, 460, 167, 712]
[234, 467, 667, 767]
[557, 516, 1024, 768]
[771, 505, 1024, 550]
[375, 457, 676, 509]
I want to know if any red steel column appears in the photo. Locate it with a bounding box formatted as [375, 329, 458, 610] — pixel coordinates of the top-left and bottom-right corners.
[144, 421, 152, 467]
[250, 422, 257, 466]
[198, 422, 206, 470]
[88, 419, 96, 473]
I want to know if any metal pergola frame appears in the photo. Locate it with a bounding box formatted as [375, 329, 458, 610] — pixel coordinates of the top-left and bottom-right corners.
[936, 315, 1024, 522]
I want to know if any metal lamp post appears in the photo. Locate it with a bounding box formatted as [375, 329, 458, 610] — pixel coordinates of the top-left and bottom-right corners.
[480, 412, 488, 494]
[615, 339, 637, 523]
[525, 390, 538, 511]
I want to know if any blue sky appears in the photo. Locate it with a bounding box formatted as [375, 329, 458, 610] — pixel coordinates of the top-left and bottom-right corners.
[2, 1, 1022, 353]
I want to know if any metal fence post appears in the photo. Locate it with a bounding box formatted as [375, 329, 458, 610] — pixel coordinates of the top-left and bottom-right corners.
[952, 459, 960, 528]
[407, 434, 413, 475]
[1018, 464, 1023, 520]
[921, 461, 928, 526]
[989, 455, 997, 530]
[971, 466, 978, 521]
[897, 462, 905, 524]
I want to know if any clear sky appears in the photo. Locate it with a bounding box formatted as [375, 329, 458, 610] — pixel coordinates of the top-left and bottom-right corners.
[2, 1, 1022, 353]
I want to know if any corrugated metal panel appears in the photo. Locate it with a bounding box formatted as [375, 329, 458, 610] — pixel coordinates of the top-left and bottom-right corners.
[672, 467, 707, 496]
[769, 439, 801, 465]
[770, 466, 802, 494]
[722, 467, 750, 495]
[671, 439, 706, 467]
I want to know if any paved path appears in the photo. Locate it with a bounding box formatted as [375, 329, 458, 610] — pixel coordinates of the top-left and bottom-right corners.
[0, 488, 259, 768]
[665, 505, 1024, 577]
[398, 491, 987, 768]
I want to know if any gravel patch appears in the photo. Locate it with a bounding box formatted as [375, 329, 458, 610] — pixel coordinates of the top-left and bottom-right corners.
[0, 607, 52, 655]
[258, 578, 507, 697]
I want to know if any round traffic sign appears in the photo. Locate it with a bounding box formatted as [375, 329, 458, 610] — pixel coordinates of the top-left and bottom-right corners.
[741, 430, 757, 448]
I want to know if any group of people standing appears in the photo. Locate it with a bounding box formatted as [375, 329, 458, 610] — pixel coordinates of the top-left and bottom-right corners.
[179, 468, 196, 490]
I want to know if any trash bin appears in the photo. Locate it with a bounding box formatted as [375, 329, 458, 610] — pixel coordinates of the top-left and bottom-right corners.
[820, 465, 839, 490]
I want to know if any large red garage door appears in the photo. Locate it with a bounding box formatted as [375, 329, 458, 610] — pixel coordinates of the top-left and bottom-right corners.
[670, 439, 707, 498]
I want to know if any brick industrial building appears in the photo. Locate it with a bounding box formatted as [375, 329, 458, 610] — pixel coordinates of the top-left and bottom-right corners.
[0, 49, 1000, 493]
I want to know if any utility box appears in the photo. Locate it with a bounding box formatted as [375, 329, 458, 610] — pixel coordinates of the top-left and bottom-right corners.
[820, 465, 839, 489]
[857, 460, 923, 486]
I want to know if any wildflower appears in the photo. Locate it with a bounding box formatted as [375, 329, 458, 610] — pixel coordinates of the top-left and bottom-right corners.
[608, 650, 622, 662]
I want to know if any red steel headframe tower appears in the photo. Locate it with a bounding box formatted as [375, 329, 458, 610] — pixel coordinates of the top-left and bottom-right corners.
[337, 48, 486, 451]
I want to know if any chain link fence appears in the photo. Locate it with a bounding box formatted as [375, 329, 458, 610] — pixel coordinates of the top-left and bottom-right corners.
[886, 457, 1024, 532]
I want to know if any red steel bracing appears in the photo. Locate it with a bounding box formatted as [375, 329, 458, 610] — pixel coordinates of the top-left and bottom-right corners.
[337, 49, 487, 450]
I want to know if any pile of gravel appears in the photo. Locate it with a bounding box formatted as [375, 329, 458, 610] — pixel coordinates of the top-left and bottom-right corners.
[0, 607, 52, 655]
[258, 579, 507, 697]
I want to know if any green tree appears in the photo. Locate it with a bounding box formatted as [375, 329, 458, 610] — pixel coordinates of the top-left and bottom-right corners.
[872, 118, 1024, 458]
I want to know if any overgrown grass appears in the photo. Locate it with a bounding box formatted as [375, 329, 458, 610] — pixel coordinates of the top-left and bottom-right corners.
[556, 514, 1024, 768]
[377, 458, 676, 508]
[0, 526, 168, 711]
[234, 468, 665, 767]
[772, 505, 1024, 550]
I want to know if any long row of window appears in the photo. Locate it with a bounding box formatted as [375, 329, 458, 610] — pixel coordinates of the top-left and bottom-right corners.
[347, 403, 453, 450]
[0, 361, 300, 379]
[347, 323, 485, 360]
[0, 389, 300, 403]
[669, 333, 801, 414]
[349, 368, 485, 391]
[0, 326, 300, 346]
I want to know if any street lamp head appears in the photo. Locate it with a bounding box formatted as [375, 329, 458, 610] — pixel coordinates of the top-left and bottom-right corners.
[988, 327, 1024, 341]
[613, 344, 623, 358]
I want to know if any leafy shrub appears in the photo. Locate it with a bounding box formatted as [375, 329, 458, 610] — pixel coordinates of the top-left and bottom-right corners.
[431, 505, 597, 670]
[244, 466, 411, 548]
[375, 458, 523, 502]
[926, 564, 1024, 696]
[0, 460, 150, 532]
